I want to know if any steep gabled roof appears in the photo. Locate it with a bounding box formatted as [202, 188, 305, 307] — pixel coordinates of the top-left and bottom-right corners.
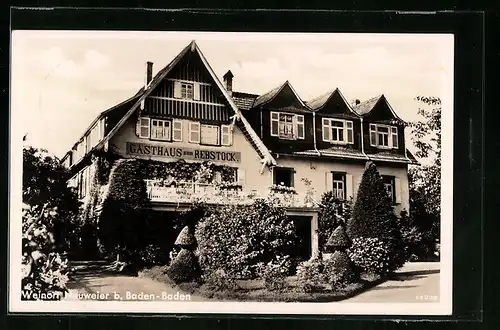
[352, 94, 406, 124]
[352, 95, 382, 116]
[306, 88, 359, 117]
[92, 40, 276, 167]
[252, 81, 308, 110]
[305, 89, 334, 110]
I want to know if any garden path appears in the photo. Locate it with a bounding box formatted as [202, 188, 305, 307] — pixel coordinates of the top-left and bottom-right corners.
[65, 261, 209, 302]
[342, 262, 441, 303]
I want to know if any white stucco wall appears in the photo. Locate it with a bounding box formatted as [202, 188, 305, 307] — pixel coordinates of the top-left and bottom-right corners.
[275, 155, 409, 214]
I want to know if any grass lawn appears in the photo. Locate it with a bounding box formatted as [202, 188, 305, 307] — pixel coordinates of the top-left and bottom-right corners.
[139, 266, 383, 302]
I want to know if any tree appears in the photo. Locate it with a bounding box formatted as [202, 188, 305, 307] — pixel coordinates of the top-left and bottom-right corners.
[408, 96, 441, 247]
[347, 161, 399, 240]
[21, 145, 78, 300]
[23, 146, 81, 252]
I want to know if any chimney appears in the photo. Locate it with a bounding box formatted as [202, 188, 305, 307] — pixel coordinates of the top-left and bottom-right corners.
[223, 70, 234, 96]
[145, 61, 154, 87]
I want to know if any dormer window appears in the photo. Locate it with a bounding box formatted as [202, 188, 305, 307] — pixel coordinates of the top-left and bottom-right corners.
[270, 112, 305, 140]
[322, 118, 354, 144]
[369, 124, 398, 149]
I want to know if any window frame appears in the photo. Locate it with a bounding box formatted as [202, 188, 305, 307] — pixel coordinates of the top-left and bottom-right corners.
[332, 171, 346, 200]
[369, 123, 399, 149]
[270, 111, 305, 140]
[172, 119, 183, 142]
[150, 119, 172, 141]
[181, 82, 194, 100]
[381, 175, 396, 204]
[322, 118, 354, 145]
[273, 167, 295, 188]
[200, 124, 221, 146]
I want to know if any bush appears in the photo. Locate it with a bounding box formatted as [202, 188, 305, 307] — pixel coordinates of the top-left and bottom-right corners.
[296, 258, 324, 293]
[261, 256, 290, 292]
[196, 199, 297, 279]
[165, 249, 201, 284]
[135, 244, 167, 267]
[324, 251, 358, 288]
[348, 237, 400, 275]
[202, 269, 239, 292]
[325, 225, 350, 252]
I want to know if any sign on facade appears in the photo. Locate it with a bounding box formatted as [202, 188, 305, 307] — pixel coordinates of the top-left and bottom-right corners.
[126, 142, 241, 162]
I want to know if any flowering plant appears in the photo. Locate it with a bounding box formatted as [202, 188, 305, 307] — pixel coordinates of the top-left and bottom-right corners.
[347, 237, 397, 275]
[269, 184, 297, 194]
[218, 182, 243, 190]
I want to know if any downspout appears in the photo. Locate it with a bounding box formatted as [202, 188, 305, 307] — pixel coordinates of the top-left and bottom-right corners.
[312, 111, 321, 156]
[360, 117, 369, 160]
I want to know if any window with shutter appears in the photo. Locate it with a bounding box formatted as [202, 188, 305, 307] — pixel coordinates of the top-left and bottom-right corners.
[369, 124, 377, 146]
[382, 175, 396, 204]
[346, 121, 354, 144]
[221, 125, 232, 146]
[173, 81, 182, 98]
[332, 172, 346, 200]
[391, 126, 398, 149]
[151, 119, 172, 141]
[296, 115, 305, 139]
[189, 122, 200, 143]
[322, 118, 331, 142]
[237, 168, 246, 186]
[172, 120, 183, 141]
[193, 83, 201, 100]
[270, 112, 279, 136]
[138, 117, 150, 138]
[200, 124, 220, 145]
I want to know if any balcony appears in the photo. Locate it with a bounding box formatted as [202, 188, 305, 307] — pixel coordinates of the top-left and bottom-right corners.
[145, 180, 317, 208]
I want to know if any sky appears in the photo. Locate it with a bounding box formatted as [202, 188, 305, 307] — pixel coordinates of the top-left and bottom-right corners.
[11, 31, 453, 159]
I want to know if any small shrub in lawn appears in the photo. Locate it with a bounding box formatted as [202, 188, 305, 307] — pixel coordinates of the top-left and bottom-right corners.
[202, 269, 239, 292]
[324, 251, 358, 288]
[165, 249, 201, 284]
[262, 260, 288, 292]
[348, 237, 396, 275]
[296, 258, 324, 293]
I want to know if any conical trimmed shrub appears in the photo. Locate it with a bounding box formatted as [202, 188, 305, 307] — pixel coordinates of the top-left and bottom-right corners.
[174, 226, 196, 249]
[165, 249, 201, 284]
[324, 250, 358, 287]
[326, 225, 350, 252]
[347, 161, 399, 240]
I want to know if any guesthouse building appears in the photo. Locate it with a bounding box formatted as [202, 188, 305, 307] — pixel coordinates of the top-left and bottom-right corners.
[61, 40, 418, 259]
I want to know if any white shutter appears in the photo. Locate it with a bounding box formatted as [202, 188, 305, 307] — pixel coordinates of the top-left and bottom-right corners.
[172, 119, 183, 141]
[369, 124, 377, 146]
[270, 112, 279, 136]
[193, 83, 201, 100]
[296, 115, 305, 139]
[137, 117, 150, 138]
[322, 118, 331, 142]
[325, 172, 333, 191]
[391, 126, 399, 149]
[395, 177, 402, 204]
[189, 122, 200, 143]
[346, 121, 354, 144]
[345, 174, 353, 199]
[173, 81, 182, 98]
[237, 168, 246, 186]
[221, 125, 232, 146]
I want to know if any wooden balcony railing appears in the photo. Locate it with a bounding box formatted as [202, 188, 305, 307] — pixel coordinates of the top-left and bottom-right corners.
[144, 180, 317, 208]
